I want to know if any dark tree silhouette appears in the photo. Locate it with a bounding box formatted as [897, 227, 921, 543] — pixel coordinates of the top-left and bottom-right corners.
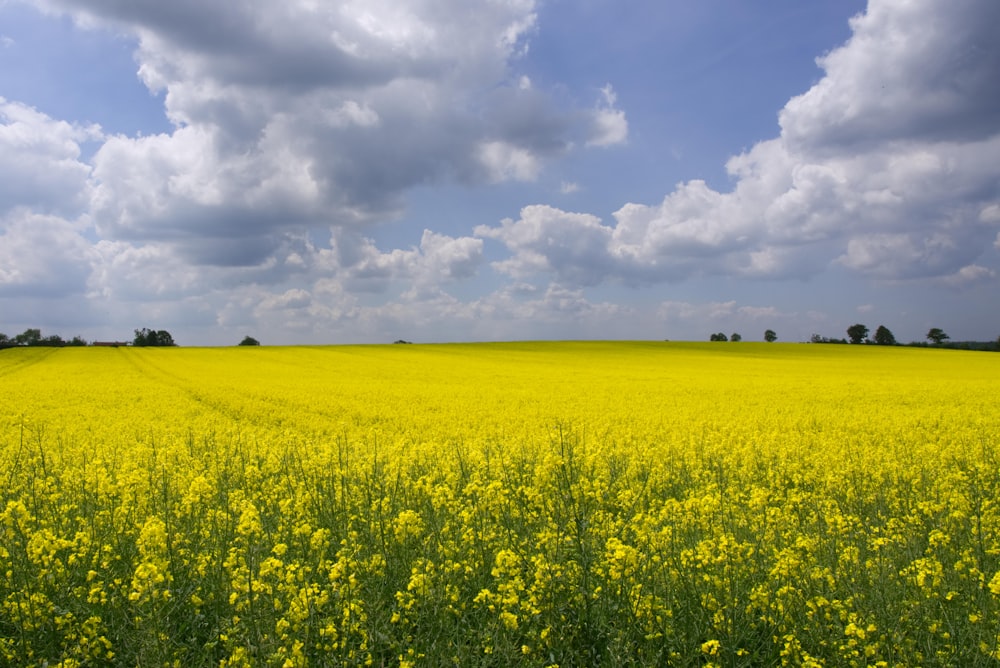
[14, 328, 42, 346]
[874, 325, 896, 346]
[133, 328, 176, 347]
[764, 329, 777, 342]
[926, 328, 949, 345]
[238, 336, 261, 346]
[847, 324, 869, 345]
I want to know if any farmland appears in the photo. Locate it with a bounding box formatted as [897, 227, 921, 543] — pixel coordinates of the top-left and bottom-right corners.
[1, 342, 999, 666]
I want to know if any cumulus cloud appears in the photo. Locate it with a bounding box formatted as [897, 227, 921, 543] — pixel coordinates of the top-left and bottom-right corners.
[0, 98, 100, 217]
[0, 210, 95, 297]
[23, 0, 604, 270]
[334, 228, 483, 293]
[0, 101, 101, 299]
[780, 0, 1000, 150]
[587, 85, 628, 147]
[940, 264, 995, 288]
[476, 0, 1000, 288]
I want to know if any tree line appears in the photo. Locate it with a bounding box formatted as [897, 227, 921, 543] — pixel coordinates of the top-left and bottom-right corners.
[706, 325, 999, 350]
[809, 324, 1000, 350]
[0, 327, 179, 348]
[0, 328, 267, 349]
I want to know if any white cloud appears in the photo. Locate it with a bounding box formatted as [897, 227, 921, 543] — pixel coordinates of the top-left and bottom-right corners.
[0, 210, 95, 297]
[24, 0, 605, 270]
[587, 84, 628, 147]
[780, 0, 1000, 150]
[476, 0, 1000, 288]
[476, 140, 542, 183]
[940, 264, 995, 288]
[336, 228, 483, 291]
[476, 205, 614, 285]
[0, 98, 100, 217]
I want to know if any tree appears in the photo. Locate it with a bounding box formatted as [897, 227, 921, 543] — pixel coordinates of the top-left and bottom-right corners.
[0, 332, 9, 346]
[238, 336, 261, 346]
[926, 328, 949, 345]
[764, 329, 777, 343]
[709, 332, 728, 342]
[14, 328, 42, 346]
[730, 332, 742, 342]
[68, 335, 88, 347]
[874, 325, 896, 346]
[133, 328, 176, 347]
[154, 330, 176, 346]
[847, 324, 869, 345]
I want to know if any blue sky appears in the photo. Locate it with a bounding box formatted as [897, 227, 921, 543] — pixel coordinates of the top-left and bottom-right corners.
[1, 0, 998, 345]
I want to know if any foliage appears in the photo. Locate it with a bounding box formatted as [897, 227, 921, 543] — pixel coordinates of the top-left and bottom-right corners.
[13, 328, 42, 346]
[0, 331, 86, 348]
[927, 328, 950, 344]
[238, 336, 261, 346]
[1, 342, 1000, 666]
[133, 328, 177, 347]
[873, 325, 896, 346]
[730, 332, 742, 342]
[764, 329, 777, 343]
[846, 323, 869, 344]
[810, 334, 848, 344]
[709, 332, 728, 341]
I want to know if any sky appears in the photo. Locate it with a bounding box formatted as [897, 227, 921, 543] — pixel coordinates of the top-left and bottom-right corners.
[1, 0, 999, 346]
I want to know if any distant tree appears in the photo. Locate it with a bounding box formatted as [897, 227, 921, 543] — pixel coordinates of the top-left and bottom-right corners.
[238, 336, 261, 346]
[14, 328, 42, 346]
[68, 335, 88, 347]
[154, 330, 176, 346]
[926, 328, 949, 345]
[847, 324, 869, 345]
[730, 332, 742, 342]
[133, 328, 152, 346]
[39, 334, 65, 347]
[0, 332, 9, 346]
[133, 328, 176, 347]
[874, 325, 896, 346]
[709, 332, 728, 342]
[393, 339, 413, 344]
[764, 329, 777, 343]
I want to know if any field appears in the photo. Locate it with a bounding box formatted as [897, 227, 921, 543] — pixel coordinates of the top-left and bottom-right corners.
[1, 341, 999, 666]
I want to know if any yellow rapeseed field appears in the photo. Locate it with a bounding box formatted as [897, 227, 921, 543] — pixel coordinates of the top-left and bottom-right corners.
[1, 342, 999, 666]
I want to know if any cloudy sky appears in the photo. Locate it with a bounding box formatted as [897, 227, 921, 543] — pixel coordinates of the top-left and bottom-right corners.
[1, 0, 998, 345]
